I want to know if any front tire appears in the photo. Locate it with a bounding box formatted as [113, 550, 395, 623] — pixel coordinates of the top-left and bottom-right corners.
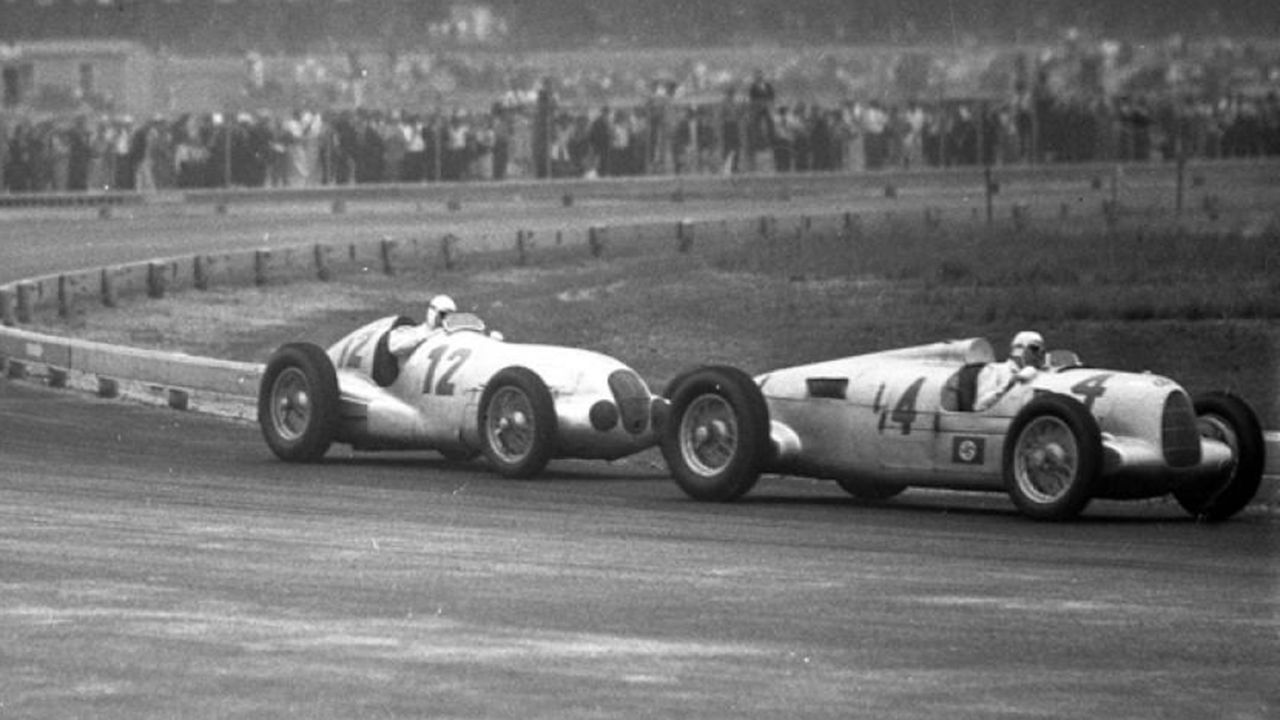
[478, 367, 557, 478]
[660, 366, 771, 501]
[1003, 394, 1102, 520]
[1174, 391, 1265, 521]
[258, 343, 341, 462]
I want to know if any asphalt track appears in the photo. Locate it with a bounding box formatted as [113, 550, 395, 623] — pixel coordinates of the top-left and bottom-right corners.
[2, 169, 1278, 718]
[2, 380, 1277, 719]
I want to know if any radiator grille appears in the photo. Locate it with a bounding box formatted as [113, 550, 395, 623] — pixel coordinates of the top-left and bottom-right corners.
[1162, 391, 1201, 468]
[609, 369, 651, 435]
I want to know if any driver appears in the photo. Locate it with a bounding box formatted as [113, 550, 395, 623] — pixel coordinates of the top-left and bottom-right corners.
[388, 294, 456, 358]
[973, 330, 1046, 411]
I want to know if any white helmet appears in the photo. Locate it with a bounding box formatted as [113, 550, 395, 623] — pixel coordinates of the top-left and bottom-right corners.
[1010, 330, 1046, 369]
[425, 294, 457, 329]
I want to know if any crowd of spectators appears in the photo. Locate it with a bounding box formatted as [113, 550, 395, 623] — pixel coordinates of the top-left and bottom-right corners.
[3, 76, 1279, 194]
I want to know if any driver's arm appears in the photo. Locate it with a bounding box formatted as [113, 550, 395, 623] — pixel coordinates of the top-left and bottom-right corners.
[387, 324, 431, 357]
[974, 363, 1037, 411]
[973, 362, 1012, 411]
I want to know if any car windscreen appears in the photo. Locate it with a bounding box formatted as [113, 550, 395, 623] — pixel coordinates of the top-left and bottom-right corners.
[443, 313, 487, 333]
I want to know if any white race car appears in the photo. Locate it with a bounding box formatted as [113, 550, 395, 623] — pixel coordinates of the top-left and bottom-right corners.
[660, 338, 1266, 521]
[259, 313, 663, 477]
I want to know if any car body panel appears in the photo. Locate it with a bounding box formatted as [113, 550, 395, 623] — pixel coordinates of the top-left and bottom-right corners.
[324, 314, 660, 460]
[756, 337, 1235, 498]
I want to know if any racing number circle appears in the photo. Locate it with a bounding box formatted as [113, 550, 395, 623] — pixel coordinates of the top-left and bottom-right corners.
[478, 367, 557, 478]
[661, 365, 771, 502]
[1003, 394, 1102, 520]
[258, 343, 341, 462]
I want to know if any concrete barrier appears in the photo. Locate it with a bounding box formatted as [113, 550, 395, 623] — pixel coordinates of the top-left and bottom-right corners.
[0, 326, 261, 399]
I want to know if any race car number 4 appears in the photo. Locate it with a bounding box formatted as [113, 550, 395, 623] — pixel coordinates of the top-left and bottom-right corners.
[1069, 373, 1114, 409]
[873, 377, 926, 435]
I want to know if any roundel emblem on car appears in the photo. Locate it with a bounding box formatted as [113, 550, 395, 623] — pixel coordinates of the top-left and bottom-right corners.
[957, 439, 979, 462]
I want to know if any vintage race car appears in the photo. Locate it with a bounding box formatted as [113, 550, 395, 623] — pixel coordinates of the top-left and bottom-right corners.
[258, 313, 663, 477]
[660, 338, 1266, 521]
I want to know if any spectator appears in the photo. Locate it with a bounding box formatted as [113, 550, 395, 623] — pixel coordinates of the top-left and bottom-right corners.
[861, 101, 889, 170]
[899, 102, 926, 169]
[772, 105, 798, 172]
[719, 88, 743, 174]
[533, 76, 557, 179]
[471, 115, 496, 181]
[383, 111, 409, 182]
[442, 110, 471, 181]
[67, 116, 92, 191]
[48, 121, 72, 192]
[109, 117, 135, 191]
[588, 105, 612, 177]
[6, 119, 34, 192]
[746, 69, 776, 165]
[402, 114, 427, 182]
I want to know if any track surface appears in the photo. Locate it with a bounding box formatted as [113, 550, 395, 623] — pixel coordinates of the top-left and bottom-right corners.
[2, 169, 1278, 718]
[5, 161, 1275, 284]
[2, 381, 1277, 719]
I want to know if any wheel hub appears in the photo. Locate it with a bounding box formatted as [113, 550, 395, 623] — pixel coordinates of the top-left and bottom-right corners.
[681, 395, 738, 476]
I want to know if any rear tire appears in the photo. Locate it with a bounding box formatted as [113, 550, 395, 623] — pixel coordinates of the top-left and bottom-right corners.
[478, 367, 557, 478]
[1004, 394, 1102, 520]
[258, 343, 341, 462]
[661, 366, 771, 502]
[1174, 391, 1265, 521]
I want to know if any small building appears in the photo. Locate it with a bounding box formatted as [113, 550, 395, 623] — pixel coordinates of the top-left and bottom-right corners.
[0, 39, 155, 117]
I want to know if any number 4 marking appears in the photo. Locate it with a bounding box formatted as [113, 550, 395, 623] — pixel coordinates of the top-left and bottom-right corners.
[875, 377, 926, 435]
[1069, 373, 1112, 410]
[889, 377, 926, 435]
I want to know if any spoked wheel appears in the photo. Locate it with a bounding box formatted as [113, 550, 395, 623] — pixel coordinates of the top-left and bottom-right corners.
[258, 343, 341, 462]
[478, 367, 557, 478]
[1004, 394, 1102, 521]
[661, 366, 771, 502]
[680, 394, 740, 475]
[1174, 391, 1265, 522]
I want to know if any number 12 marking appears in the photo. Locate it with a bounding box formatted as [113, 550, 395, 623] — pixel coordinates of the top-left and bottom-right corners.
[422, 345, 472, 396]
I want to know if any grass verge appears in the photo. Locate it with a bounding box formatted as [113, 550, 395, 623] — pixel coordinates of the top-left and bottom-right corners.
[37, 216, 1279, 430]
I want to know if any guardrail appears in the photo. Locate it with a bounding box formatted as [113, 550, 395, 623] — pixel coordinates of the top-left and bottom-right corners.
[0, 191, 145, 209]
[1, 157, 1274, 214]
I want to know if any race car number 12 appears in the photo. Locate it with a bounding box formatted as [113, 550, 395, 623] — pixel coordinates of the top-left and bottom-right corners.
[422, 345, 471, 396]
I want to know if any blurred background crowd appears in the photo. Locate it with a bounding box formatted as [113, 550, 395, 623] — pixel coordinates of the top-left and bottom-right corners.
[4, 87, 1279, 194]
[2, 0, 1278, 193]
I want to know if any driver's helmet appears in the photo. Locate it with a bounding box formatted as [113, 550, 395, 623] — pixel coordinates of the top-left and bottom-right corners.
[1010, 330, 1046, 369]
[425, 294, 457, 329]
